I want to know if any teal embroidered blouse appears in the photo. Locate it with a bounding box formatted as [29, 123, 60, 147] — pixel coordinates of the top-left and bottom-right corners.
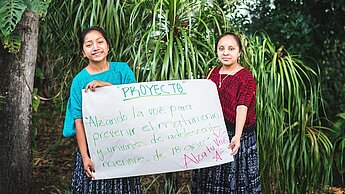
[62, 62, 136, 137]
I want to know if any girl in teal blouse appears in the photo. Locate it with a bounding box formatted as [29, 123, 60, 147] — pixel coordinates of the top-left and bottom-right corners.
[62, 26, 141, 193]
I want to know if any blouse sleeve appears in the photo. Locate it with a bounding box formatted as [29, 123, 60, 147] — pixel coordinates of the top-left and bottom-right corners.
[120, 62, 137, 84]
[70, 79, 83, 119]
[62, 98, 75, 137]
[237, 73, 256, 107]
[62, 77, 83, 137]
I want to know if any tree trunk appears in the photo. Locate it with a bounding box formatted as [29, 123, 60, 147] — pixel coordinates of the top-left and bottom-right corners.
[0, 9, 39, 194]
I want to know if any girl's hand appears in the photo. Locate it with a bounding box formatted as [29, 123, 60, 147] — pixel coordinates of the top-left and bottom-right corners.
[85, 80, 111, 92]
[82, 156, 95, 179]
[228, 135, 241, 155]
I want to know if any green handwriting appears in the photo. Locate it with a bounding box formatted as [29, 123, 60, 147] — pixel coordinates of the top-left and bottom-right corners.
[121, 83, 186, 100]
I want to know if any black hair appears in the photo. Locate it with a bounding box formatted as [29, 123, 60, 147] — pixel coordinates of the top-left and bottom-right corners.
[215, 32, 242, 54]
[79, 26, 111, 51]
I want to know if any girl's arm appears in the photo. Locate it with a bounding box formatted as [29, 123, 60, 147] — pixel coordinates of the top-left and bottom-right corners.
[229, 105, 248, 155]
[75, 118, 95, 178]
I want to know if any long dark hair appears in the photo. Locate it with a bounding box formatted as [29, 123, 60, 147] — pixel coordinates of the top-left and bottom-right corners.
[79, 26, 111, 51]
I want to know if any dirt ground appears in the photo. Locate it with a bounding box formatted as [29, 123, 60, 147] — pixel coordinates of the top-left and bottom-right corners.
[32, 106, 76, 193]
[32, 102, 344, 194]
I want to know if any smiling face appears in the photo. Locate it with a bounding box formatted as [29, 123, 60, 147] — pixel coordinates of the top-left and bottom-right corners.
[82, 30, 109, 63]
[216, 35, 241, 67]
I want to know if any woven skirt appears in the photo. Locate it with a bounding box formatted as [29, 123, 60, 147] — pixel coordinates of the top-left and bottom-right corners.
[192, 122, 261, 194]
[71, 149, 141, 194]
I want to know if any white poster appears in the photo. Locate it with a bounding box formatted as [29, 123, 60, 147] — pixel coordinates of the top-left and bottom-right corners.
[82, 79, 233, 180]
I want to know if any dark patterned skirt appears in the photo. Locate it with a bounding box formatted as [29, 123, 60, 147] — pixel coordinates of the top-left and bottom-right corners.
[192, 121, 261, 194]
[71, 149, 141, 194]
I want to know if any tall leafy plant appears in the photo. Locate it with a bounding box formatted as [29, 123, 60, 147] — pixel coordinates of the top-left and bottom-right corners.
[243, 0, 345, 123]
[242, 32, 333, 193]
[37, 0, 236, 103]
[127, 0, 233, 81]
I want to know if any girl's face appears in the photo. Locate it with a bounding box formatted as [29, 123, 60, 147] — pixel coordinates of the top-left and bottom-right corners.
[82, 30, 109, 63]
[217, 35, 241, 66]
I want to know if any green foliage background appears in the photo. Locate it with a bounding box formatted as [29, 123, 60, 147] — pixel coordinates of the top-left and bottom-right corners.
[245, 0, 345, 119]
[242, 0, 345, 186]
[0, 0, 344, 193]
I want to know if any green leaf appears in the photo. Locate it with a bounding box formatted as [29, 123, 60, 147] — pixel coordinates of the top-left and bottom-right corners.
[32, 88, 40, 112]
[0, 0, 27, 36]
[337, 112, 345, 120]
[28, 0, 52, 17]
[335, 138, 345, 174]
[35, 66, 45, 80]
[1, 33, 21, 53]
